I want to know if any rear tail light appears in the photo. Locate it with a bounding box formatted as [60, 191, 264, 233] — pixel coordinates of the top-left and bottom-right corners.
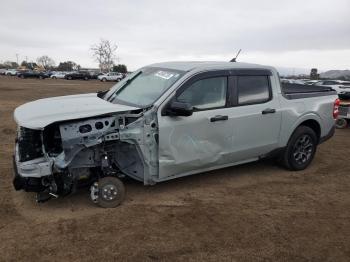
[333, 98, 340, 119]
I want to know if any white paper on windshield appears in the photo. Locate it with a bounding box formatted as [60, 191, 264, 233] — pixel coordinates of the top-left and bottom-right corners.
[154, 71, 174, 80]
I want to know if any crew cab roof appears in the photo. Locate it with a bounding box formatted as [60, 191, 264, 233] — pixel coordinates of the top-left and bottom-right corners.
[148, 61, 276, 72]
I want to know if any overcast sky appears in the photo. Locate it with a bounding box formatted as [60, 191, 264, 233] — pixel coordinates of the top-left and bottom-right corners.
[0, 0, 349, 73]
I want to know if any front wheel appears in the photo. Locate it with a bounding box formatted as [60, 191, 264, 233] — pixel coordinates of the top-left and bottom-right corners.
[281, 126, 317, 171]
[90, 176, 125, 208]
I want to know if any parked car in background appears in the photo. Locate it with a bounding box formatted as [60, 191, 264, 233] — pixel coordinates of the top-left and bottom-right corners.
[338, 92, 350, 100]
[50, 72, 67, 79]
[304, 80, 320, 85]
[337, 82, 350, 100]
[98, 72, 124, 82]
[88, 71, 103, 79]
[65, 71, 91, 80]
[336, 100, 350, 129]
[281, 79, 305, 84]
[17, 70, 49, 79]
[0, 69, 7, 75]
[313, 80, 350, 94]
[5, 69, 18, 76]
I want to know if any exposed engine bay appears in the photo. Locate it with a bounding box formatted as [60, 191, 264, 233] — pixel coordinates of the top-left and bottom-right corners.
[13, 108, 159, 206]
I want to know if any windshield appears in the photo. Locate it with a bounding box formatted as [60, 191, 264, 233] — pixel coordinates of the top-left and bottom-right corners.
[105, 67, 185, 107]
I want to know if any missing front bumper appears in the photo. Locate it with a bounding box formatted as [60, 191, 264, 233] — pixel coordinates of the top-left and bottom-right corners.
[12, 155, 46, 192]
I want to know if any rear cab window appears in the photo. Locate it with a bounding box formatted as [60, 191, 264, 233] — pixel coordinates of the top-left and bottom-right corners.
[237, 75, 271, 105]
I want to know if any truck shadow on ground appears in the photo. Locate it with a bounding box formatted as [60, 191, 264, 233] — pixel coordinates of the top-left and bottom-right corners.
[11, 158, 290, 221]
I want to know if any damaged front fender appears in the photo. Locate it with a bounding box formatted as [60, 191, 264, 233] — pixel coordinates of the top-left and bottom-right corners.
[49, 108, 159, 185]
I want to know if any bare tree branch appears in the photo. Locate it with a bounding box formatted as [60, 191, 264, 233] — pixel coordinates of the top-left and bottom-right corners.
[36, 55, 55, 69]
[91, 39, 117, 72]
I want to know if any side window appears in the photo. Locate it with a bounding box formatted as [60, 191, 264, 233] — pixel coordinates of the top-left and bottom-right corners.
[237, 76, 271, 105]
[177, 77, 227, 110]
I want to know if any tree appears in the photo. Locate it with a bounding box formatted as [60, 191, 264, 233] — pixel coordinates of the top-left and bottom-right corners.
[112, 64, 128, 73]
[57, 61, 80, 71]
[91, 39, 117, 72]
[37, 55, 55, 69]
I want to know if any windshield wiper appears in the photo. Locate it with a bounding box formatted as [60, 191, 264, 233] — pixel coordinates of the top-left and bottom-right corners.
[107, 71, 142, 102]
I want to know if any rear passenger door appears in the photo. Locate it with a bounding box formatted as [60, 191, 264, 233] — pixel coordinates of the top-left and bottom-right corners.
[228, 72, 281, 161]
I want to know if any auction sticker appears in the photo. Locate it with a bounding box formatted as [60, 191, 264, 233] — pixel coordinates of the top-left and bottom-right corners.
[154, 71, 174, 80]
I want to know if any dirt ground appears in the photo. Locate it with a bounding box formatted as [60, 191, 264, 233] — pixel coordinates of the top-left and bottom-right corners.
[0, 76, 349, 262]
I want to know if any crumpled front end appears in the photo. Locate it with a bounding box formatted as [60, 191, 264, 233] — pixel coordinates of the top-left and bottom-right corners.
[13, 127, 53, 192]
[13, 108, 159, 201]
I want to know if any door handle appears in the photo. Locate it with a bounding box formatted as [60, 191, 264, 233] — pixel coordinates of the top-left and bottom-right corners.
[210, 115, 228, 122]
[262, 108, 276, 115]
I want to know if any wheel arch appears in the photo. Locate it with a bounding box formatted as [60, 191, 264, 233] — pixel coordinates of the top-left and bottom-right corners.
[282, 113, 323, 147]
[297, 119, 321, 143]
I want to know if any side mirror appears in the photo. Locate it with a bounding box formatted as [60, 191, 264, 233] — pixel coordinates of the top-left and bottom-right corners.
[167, 101, 193, 116]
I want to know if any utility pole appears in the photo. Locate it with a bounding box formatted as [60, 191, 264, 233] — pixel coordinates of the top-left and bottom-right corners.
[16, 53, 19, 65]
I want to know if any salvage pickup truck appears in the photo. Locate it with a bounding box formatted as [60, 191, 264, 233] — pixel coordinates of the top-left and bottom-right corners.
[13, 61, 338, 207]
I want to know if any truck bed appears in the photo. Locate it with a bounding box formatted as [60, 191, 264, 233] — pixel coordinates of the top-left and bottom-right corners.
[281, 83, 336, 99]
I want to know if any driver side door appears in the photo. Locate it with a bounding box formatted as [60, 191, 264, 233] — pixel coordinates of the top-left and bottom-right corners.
[157, 70, 237, 179]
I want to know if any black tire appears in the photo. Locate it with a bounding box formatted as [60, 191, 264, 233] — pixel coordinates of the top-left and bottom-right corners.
[84, 76, 89, 80]
[281, 126, 317, 171]
[102, 78, 107, 82]
[52, 76, 57, 80]
[20, 74, 25, 79]
[67, 76, 72, 80]
[39, 75, 43, 80]
[96, 176, 125, 208]
[335, 118, 348, 129]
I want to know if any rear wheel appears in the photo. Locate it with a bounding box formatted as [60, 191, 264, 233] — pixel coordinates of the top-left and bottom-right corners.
[91, 176, 125, 208]
[20, 74, 25, 79]
[102, 78, 107, 82]
[281, 126, 317, 171]
[335, 118, 348, 129]
[84, 76, 89, 80]
[52, 76, 57, 79]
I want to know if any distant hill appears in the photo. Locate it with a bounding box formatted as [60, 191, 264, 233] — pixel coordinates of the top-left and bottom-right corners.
[320, 70, 350, 79]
